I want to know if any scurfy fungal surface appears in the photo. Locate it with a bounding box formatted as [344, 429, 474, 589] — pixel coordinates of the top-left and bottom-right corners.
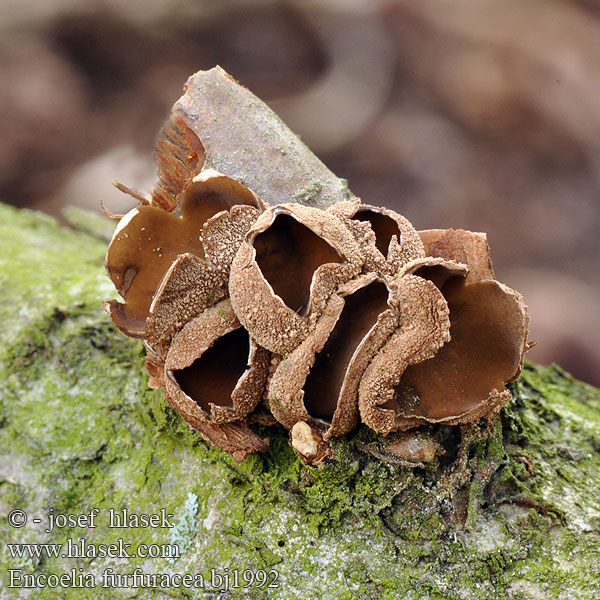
[352, 209, 400, 256]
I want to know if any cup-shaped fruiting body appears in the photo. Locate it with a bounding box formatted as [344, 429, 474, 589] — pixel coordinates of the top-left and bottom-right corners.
[359, 242, 529, 434]
[229, 203, 364, 355]
[329, 199, 426, 276]
[268, 274, 406, 444]
[164, 299, 270, 426]
[104, 169, 265, 343]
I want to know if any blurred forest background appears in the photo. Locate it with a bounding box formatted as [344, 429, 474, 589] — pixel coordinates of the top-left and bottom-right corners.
[1, 0, 599, 386]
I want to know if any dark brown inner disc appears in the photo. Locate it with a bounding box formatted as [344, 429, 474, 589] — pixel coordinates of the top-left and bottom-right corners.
[303, 280, 389, 420]
[174, 327, 250, 412]
[393, 278, 522, 421]
[254, 213, 343, 315]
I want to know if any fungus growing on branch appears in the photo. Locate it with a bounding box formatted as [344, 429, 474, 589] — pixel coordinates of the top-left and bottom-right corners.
[103, 67, 530, 463]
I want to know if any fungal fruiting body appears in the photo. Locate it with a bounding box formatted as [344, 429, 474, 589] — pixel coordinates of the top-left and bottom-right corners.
[358, 254, 528, 435]
[104, 68, 529, 464]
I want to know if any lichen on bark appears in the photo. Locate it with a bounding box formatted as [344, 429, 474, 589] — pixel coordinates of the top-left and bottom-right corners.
[0, 202, 599, 599]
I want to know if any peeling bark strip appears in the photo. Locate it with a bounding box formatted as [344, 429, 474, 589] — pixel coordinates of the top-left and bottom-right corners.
[152, 66, 353, 211]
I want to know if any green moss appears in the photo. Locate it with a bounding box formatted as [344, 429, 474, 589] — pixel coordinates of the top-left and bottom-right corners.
[62, 205, 117, 242]
[1, 204, 599, 599]
[291, 182, 323, 206]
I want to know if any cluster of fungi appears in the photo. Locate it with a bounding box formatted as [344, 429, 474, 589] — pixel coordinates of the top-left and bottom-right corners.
[104, 70, 529, 465]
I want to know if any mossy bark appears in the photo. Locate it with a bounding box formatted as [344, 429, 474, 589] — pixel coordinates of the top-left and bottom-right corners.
[0, 202, 599, 599]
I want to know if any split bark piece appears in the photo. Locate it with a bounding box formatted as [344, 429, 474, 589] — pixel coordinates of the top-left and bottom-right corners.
[152, 66, 353, 211]
[385, 431, 445, 464]
[418, 228, 495, 283]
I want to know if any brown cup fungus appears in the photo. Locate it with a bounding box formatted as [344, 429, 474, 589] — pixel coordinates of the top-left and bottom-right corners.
[164, 299, 270, 426]
[229, 203, 364, 355]
[104, 69, 530, 464]
[104, 169, 271, 460]
[359, 237, 529, 435]
[105, 184, 529, 461]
